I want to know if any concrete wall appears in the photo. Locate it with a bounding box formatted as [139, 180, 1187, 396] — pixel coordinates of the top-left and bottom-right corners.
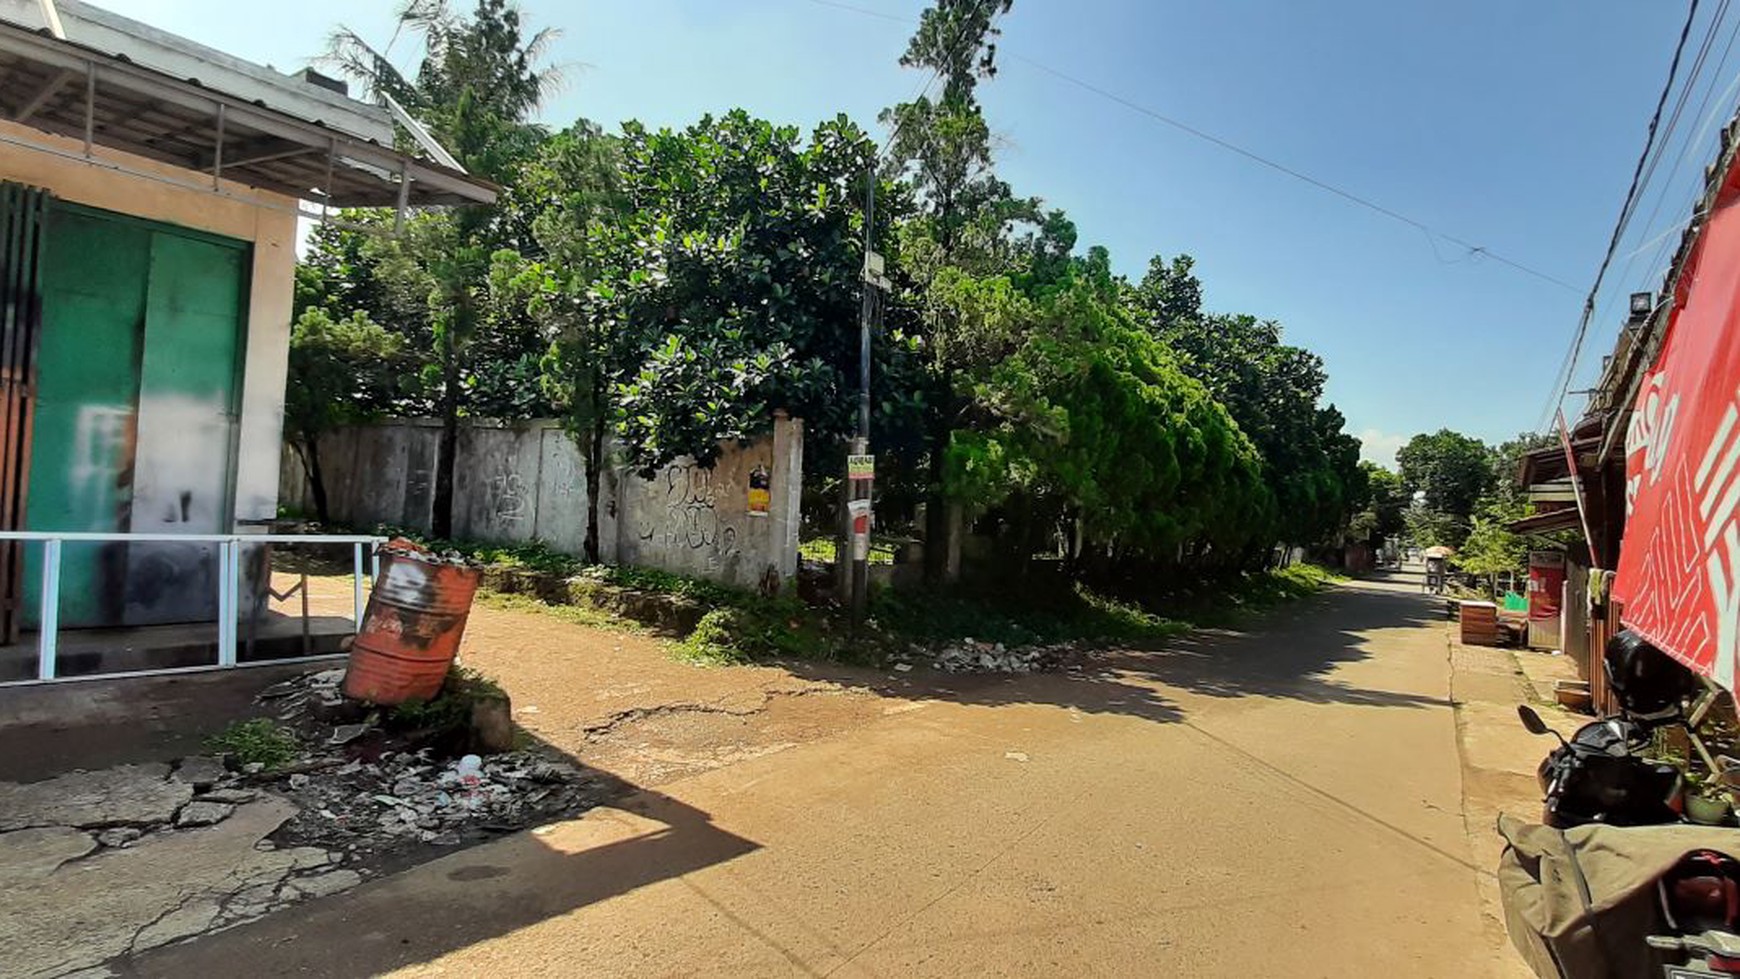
[0, 117, 298, 527]
[286, 416, 804, 592]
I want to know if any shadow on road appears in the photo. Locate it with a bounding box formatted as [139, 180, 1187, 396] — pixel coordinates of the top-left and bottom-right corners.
[784, 575, 1449, 727]
[114, 575, 1447, 976]
[117, 742, 762, 978]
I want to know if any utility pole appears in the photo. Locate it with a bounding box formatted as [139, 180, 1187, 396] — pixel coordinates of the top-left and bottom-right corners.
[847, 169, 887, 626]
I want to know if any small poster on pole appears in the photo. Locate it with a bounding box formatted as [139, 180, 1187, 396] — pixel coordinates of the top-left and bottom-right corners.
[747, 465, 771, 517]
[847, 499, 872, 560]
[847, 454, 875, 481]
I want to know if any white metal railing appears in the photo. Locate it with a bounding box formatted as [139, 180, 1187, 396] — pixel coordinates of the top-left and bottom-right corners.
[0, 532, 384, 683]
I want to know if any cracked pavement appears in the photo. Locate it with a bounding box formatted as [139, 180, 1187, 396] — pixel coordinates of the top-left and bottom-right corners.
[0, 792, 349, 978]
[125, 570, 1545, 977]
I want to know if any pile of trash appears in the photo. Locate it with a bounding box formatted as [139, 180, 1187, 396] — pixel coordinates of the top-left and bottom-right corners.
[378, 536, 474, 566]
[258, 667, 348, 723]
[274, 749, 596, 860]
[911, 638, 1073, 674]
[246, 667, 600, 862]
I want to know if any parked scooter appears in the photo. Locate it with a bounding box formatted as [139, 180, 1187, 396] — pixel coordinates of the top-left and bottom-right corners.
[1500, 629, 1740, 978]
[1516, 704, 1682, 828]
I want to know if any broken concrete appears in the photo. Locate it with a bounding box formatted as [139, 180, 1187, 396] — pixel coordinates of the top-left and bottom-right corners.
[174, 801, 235, 828]
[911, 639, 1073, 674]
[0, 796, 351, 978]
[0, 827, 97, 886]
[286, 868, 361, 900]
[170, 756, 228, 791]
[0, 764, 193, 831]
[194, 788, 257, 805]
[96, 827, 143, 849]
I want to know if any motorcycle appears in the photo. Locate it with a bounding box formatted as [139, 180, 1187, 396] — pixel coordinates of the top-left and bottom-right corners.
[1500, 630, 1740, 978]
[1516, 704, 1683, 829]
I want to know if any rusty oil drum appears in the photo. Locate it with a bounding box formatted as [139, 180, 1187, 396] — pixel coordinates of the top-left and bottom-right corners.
[342, 549, 481, 704]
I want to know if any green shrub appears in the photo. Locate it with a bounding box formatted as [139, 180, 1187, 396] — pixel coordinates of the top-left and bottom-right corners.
[206, 718, 300, 770]
[679, 600, 829, 664]
[386, 665, 506, 732]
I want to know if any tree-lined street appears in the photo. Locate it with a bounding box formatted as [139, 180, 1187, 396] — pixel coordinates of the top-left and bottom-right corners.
[124, 569, 1534, 977]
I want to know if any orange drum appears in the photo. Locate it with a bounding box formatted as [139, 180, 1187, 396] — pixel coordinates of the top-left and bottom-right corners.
[342, 547, 481, 705]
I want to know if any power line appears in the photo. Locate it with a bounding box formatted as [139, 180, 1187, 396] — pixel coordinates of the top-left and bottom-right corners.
[803, 0, 908, 24]
[798, 0, 1581, 295]
[1600, 4, 1739, 327]
[1537, 0, 1705, 431]
[1007, 52, 1580, 294]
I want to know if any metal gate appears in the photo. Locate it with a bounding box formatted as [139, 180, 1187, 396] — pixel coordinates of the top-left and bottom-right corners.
[0, 183, 48, 644]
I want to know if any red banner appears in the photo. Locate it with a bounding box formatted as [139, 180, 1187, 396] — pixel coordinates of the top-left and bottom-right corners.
[1613, 167, 1740, 691]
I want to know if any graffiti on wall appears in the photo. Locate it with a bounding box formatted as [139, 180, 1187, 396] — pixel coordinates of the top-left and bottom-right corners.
[636, 462, 739, 558]
[487, 466, 528, 524]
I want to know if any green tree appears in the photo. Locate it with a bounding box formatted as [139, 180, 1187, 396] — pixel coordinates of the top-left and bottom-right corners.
[580, 112, 894, 474]
[325, 0, 557, 537]
[1348, 463, 1406, 546]
[928, 264, 1271, 582]
[508, 121, 631, 562]
[882, 0, 1026, 580]
[285, 309, 409, 522]
[1132, 260, 1361, 557]
[1396, 429, 1494, 544]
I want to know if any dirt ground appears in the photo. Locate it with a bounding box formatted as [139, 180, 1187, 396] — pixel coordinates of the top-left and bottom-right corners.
[111, 566, 1558, 978]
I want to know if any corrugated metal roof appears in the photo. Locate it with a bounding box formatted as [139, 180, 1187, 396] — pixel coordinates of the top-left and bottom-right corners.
[0, 0, 494, 207]
[0, 0, 393, 143]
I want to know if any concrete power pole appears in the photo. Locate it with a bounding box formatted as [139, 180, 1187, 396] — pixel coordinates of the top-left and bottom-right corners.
[847, 170, 888, 626]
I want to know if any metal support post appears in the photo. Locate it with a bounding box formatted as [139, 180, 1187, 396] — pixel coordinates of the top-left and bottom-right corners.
[37, 538, 60, 680]
[352, 541, 365, 628]
[216, 540, 236, 667]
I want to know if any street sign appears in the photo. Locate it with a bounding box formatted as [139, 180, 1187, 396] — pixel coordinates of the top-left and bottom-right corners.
[847, 454, 875, 481]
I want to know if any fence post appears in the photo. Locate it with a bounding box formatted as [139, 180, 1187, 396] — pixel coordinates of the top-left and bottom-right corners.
[37, 539, 60, 681]
[353, 542, 365, 629]
[217, 540, 237, 667]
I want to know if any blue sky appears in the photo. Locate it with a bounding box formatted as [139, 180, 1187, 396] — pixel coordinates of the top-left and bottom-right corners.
[98, 0, 1721, 465]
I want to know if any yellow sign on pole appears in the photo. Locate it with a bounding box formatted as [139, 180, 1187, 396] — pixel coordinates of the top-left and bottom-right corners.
[847, 454, 875, 481]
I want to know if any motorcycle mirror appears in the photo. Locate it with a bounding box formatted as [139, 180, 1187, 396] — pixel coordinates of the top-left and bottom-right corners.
[1517, 705, 1565, 745]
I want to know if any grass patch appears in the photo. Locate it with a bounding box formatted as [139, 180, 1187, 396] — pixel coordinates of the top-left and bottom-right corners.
[206, 718, 299, 770]
[384, 665, 507, 732]
[798, 536, 899, 566]
[1169, 563, 1344, 627]
[678, 599, 838, 665]
[871, 582, 1190, 650]
[475, 590, 643, 632]
[361, 524, 1338, 668]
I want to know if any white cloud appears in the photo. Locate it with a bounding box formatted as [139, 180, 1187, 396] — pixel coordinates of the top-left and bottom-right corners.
[1356, 429, 1409, 469]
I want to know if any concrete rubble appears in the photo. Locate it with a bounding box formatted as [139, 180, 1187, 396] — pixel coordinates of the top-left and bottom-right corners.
[274, 748, 594, 858]
[905, 638, 1073, 674]
[0, 667, 600, 977]
[258, 668, 599, 861]
[0, 792, 344, 978]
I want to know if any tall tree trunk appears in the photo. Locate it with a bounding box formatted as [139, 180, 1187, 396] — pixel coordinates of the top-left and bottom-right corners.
[583, 415, 604, 564]
[1013, 490, 1033, 581]
[296, 437, 330, 525]
[432, 330, 459, 540]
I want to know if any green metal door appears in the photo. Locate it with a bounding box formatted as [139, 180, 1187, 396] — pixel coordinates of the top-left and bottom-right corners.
[23, 204, 248, 628]
[24, 207, 150, 627]
[125, 231, 248, 624]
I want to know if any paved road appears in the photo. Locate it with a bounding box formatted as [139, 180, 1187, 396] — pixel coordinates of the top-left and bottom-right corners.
[125, 574, 1512, 977]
